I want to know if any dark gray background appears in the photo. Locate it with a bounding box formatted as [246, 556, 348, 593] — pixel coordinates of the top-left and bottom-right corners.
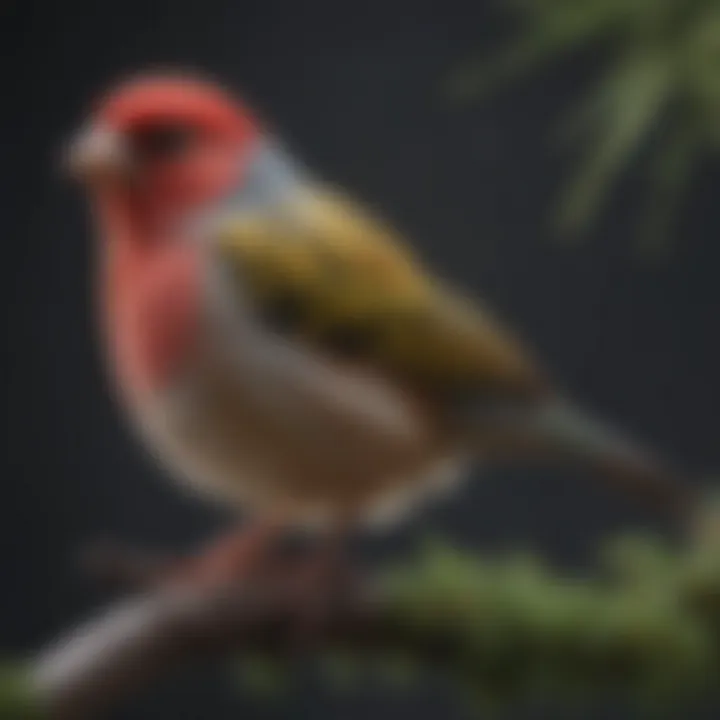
[3, 1, 719, 717]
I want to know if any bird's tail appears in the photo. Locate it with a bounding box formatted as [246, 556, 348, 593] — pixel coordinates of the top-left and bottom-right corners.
[468, 399, 696, 523]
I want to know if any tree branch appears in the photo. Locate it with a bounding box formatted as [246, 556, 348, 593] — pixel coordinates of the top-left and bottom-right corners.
[2, 529, 720, 719]
[30, 583, 371, 719]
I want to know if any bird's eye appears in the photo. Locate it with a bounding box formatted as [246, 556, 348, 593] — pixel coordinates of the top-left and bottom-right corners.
[131, 124, 197, 161]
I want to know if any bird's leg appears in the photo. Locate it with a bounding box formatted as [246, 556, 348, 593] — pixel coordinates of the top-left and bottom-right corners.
[287, 515, 358, 648]
[178, 519, 286, 586]
[128, 513, 289, 591]
[82, 511, 300, 598]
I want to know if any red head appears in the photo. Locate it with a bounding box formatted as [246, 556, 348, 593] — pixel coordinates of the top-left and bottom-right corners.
[68, 72, 259, 238]
[68, 73, 261, 397]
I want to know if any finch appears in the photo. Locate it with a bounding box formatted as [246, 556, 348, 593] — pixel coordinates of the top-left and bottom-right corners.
[67, 72, 693, 581]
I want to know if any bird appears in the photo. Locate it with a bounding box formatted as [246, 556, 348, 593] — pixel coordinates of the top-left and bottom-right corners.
[66, 71, 695, 588]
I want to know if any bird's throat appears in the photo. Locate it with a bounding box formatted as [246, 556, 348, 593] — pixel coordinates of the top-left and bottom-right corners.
[101, 231, 203, 402]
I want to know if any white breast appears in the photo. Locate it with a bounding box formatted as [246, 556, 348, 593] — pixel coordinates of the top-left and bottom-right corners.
[130, 259, 466, 529]
[126, 136, 469, 529]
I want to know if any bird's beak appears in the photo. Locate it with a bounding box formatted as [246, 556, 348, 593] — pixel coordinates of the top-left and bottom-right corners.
[64, 125, 133, 184]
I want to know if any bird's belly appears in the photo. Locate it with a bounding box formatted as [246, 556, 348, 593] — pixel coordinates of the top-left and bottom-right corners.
[131, 329, 462, 527]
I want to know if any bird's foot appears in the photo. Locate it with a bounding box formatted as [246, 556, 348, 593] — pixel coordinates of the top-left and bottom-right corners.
[82, 521, 287, 592]
[167, 522, 284, 588]
[81, 523, 361, 650]
[281, 539, 359, 651]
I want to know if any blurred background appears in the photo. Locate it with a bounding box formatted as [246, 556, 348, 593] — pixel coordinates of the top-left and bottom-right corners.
[2, 0, 719, 717]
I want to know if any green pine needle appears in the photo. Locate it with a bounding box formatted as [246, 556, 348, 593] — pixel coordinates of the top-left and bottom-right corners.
[454, 0, 720, 249]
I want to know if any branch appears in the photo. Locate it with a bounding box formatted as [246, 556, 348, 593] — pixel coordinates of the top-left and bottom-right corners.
[2, 530, 720, 718]
[29, 582, 374, 719]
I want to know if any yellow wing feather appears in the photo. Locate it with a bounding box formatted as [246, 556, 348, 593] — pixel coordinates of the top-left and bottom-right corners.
[215, 189, 546, 400]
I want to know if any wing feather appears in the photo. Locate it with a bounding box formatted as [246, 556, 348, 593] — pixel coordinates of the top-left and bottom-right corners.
[213, 189, 547, 400]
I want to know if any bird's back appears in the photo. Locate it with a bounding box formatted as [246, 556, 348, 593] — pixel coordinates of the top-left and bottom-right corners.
[215, 187, 548, 406]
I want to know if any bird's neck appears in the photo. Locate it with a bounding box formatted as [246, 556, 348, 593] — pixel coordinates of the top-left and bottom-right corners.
[99, 207, 204, 402]
[95, 135, 302, 401]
